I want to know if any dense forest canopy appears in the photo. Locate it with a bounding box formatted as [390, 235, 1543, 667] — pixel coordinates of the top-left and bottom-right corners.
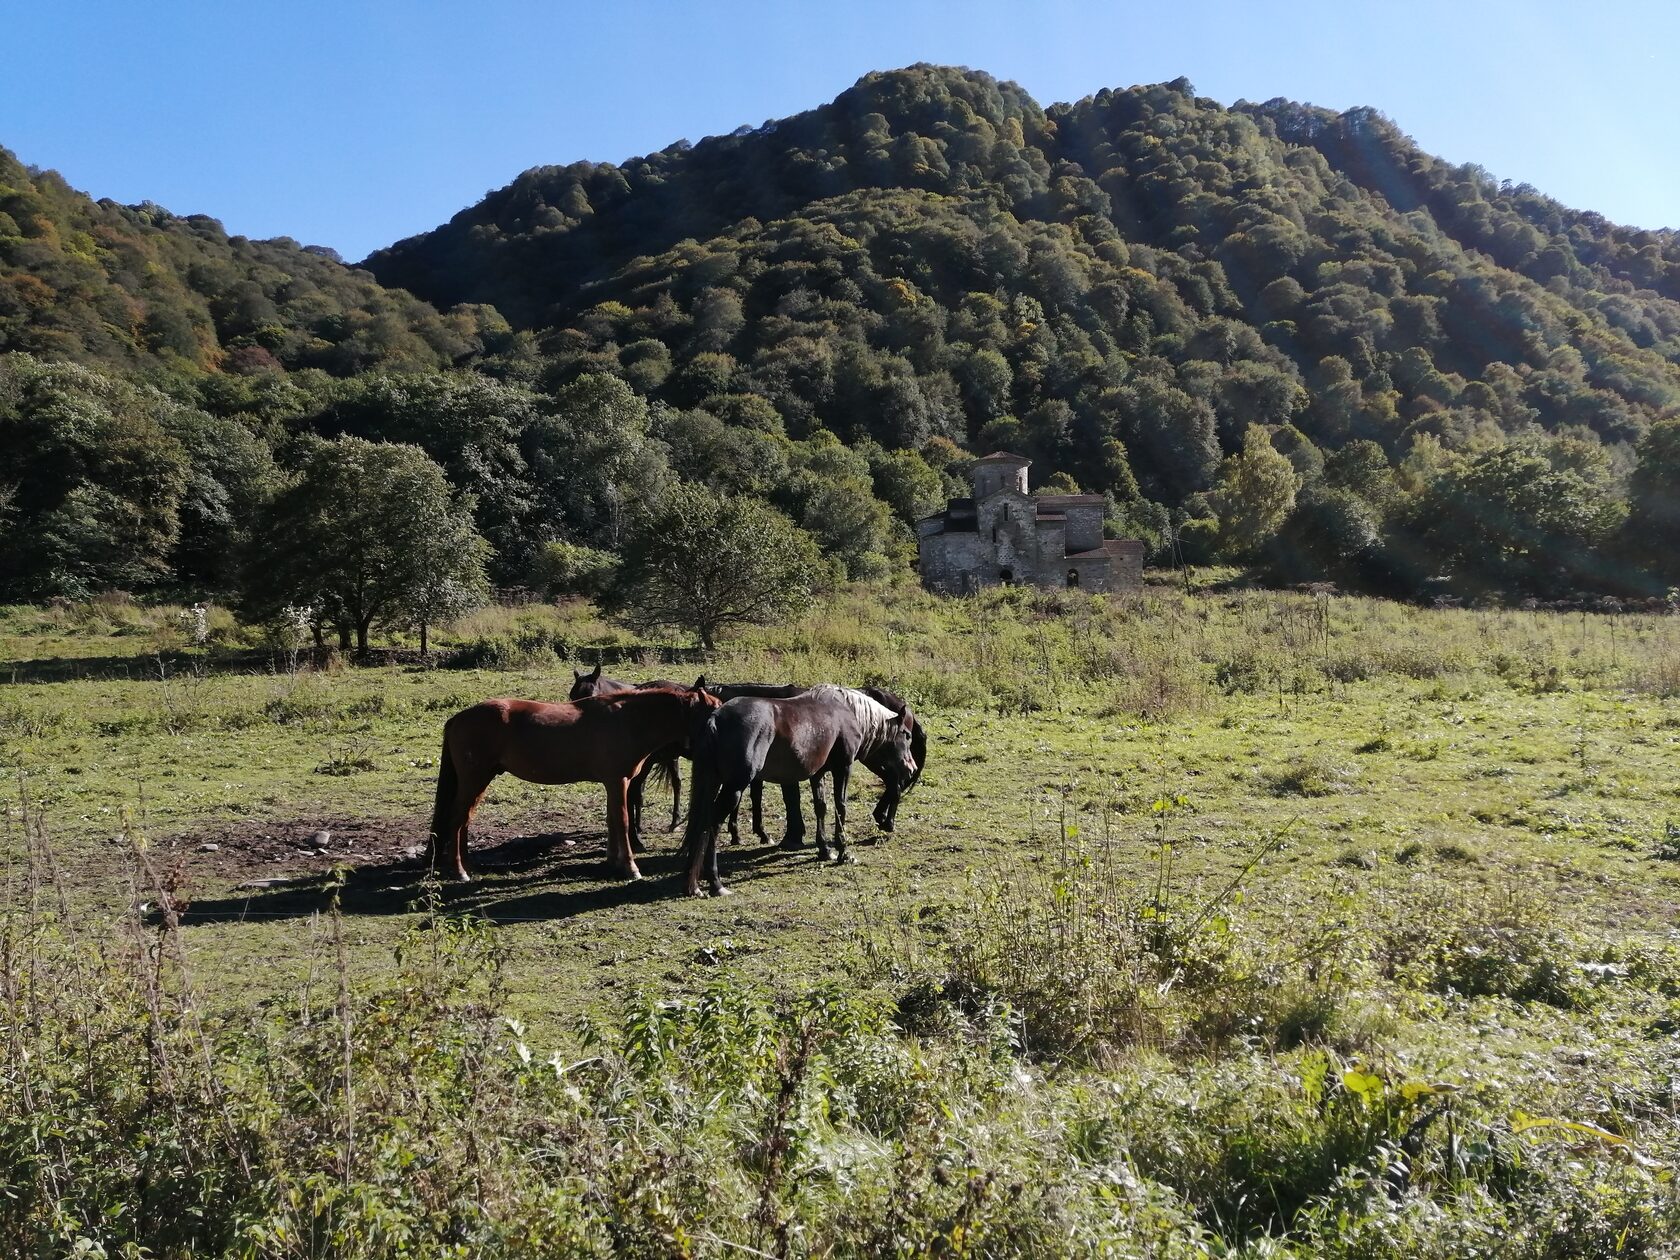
[4, 66, 1679, 617]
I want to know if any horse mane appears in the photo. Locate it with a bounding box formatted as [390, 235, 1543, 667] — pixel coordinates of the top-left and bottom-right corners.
[804, 684, 898, 743]
[858, 685, 914, 732]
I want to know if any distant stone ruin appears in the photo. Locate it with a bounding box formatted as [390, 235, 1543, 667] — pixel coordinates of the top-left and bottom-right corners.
[915, 452, 1144, 595]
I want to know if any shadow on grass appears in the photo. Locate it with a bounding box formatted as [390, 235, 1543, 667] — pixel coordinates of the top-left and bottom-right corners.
[169, 828, 814, 927]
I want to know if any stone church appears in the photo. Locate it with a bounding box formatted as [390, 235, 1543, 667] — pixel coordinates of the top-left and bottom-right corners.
[916, 452, 1145, 595]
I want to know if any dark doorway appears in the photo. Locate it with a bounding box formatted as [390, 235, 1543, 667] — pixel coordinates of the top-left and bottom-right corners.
[1067, 568, 1079, 587]
[999, 567, 1013, 584]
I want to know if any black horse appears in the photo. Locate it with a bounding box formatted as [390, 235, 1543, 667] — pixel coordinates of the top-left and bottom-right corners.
[684, 685, 918, 896]
[568, 665, 683, 853]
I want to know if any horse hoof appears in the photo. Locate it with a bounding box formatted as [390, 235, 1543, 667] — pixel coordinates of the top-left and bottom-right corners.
[779, 837, 807, 851]
[712, 885, 733, 897]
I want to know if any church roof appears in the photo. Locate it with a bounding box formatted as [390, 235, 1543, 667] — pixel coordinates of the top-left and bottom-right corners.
[1067, 540, 1145, 559]
[973, 451, 1031, 465]
[1034, 494, 1106, 508]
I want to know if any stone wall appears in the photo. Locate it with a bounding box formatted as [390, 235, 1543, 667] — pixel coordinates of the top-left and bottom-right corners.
[918, 530, 993, 594]
[1064, 504, 1102, 553]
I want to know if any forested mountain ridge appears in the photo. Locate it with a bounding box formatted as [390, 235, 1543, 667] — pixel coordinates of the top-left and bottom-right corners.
[365, 65, 1680, 483]
[1246, 99, 1680, 305]
[0, 146, 511, 378]
[5, 66, 1680, 615]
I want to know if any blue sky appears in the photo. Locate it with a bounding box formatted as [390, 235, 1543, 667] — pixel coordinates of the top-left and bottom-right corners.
[5, 1, 1674, 261]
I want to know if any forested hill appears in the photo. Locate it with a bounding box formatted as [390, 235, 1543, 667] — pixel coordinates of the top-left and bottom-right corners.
[365, 64, 1680, 492]
[6, 66, 1680, 611]
[0, 146, 509, 377]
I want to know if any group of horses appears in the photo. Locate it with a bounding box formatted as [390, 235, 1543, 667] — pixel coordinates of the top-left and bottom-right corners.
[428, 667, 926, 897]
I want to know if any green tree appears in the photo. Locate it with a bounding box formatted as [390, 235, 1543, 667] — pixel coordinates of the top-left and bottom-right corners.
[319, 372, 538, 581]
[1212, 426, 1300, 559]
[0, 355, 191, 599]
[1270, 487, 1381, 583]
[606, 484, 822, 649]
[1111, 378, 1220, 503]
[524, 373, 671, 549]
[398, 501, 491, 654]
[1412, 443, 1625, 596]
[244, 437, 487, 651]
[531, 540, 619, 600]
[1623, 418, 1680, 590]
[868, 447, 944, 525]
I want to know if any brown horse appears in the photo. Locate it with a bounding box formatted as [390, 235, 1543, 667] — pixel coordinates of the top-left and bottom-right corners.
[429, 680, 718, 882]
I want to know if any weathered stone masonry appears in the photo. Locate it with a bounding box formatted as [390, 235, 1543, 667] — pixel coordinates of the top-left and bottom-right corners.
[916, 452, 1145, 595]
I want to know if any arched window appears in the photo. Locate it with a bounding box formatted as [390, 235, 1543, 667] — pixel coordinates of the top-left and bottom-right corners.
[1067, 568, 1079, 587]
[999, 567, 1014, 585]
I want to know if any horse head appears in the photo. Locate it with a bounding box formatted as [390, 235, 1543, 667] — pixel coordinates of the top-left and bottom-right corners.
[884, 712, 918, 785]
[682, 676, 722, 750]
[568, 663, 605, 700]
[906, 715, 927, 791]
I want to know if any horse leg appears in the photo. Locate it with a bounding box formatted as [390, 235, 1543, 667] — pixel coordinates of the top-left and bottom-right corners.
[450, 773, 495, 883]
[779, 782, 806, 849]
[690, 781, 738, 897]
[606, 777, 641, 880]
[751, 780, 770, 845]
[831, 762, 853, 863]
[874, 774, 900, 835]
[627, 765, 648, 854]
[706, 794, 729, 897]
[812, 775, 831, 861]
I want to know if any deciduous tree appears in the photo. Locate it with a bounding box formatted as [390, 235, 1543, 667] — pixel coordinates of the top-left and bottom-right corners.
[607, 484, 822, 649]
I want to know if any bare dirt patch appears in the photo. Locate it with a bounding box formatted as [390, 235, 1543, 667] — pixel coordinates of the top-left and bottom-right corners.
[159, 802, 607, 887]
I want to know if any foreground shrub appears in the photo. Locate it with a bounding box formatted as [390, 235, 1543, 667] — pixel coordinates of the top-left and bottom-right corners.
[2, 817, 1673, 1257]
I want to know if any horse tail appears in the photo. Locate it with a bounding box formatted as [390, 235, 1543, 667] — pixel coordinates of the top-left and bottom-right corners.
[429, 733, 458, 868]
[644, 755, 683, 831]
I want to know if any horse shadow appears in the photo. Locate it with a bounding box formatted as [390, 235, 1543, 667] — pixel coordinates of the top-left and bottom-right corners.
[169, 828, 812, 928]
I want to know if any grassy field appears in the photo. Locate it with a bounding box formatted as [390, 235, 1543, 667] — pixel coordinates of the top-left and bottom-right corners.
[3, 581, 1679, 1256]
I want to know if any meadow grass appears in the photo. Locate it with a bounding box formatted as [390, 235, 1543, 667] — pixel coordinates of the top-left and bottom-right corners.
[2, 580, 1678, 1255]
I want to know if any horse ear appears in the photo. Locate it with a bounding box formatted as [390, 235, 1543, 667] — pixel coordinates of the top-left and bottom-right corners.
[692, 674, 708, 692]
[588, 663, 601, 682]
[573, 669, 583, 682]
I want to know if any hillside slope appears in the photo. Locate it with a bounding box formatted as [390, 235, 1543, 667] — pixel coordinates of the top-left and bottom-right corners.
[0, 147, 507, 377]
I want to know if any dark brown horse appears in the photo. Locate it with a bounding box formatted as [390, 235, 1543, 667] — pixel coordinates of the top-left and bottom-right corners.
[718, 683, 926, 845]
[568, 665, 684, 852]
[684, 686, 918, 896]
[429, 680, 718, 882]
